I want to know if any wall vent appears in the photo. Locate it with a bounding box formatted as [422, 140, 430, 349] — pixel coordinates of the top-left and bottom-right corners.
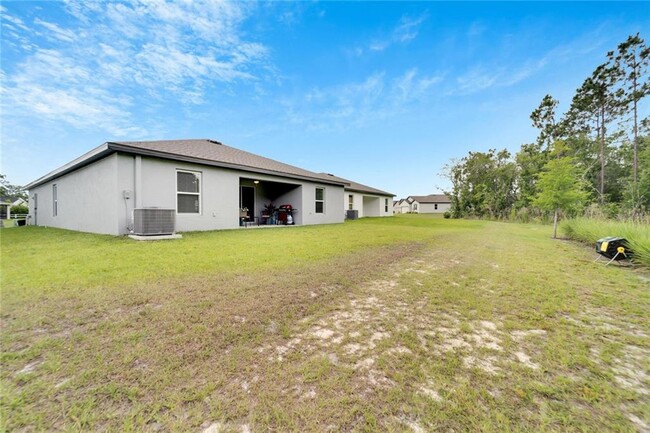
[133, 208, 175, 235]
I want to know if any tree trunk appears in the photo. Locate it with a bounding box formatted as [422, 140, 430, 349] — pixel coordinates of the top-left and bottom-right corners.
[632, 56, 639, 186]
[633, 77, 638, 185]
[553, 209, 559, 239]
[600, 106, 606, 204]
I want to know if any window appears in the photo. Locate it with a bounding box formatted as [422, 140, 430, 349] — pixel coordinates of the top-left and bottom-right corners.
[385, 198, 389, 212]
[413, 203, 418, 211]
[348, 194, 354, 210]
[177, 170, 201, 214]
[52, 184, 58, 216]
[434, 203, 438, 210]
[315, 187, 325, 213]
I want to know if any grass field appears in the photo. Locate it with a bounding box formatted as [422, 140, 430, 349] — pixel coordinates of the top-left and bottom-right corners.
[1, 215, 649, 432]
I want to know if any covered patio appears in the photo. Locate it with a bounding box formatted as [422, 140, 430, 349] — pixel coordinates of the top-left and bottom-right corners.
[239, 177, 303, 226]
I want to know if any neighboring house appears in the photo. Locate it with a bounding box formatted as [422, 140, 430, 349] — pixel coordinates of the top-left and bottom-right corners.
[393, 198, 411, 214]
[0, 197, 11, 220]
[12, 198, 27, 207]
[406, 194, 451, 214]
[25, 139, 393, 235]
[321, 174, 394, 218]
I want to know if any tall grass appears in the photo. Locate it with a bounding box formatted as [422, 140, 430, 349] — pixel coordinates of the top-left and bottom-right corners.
[561, 217, 650, 267]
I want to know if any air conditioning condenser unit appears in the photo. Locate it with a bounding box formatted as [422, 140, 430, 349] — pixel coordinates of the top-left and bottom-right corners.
[133, 208, 175, 235]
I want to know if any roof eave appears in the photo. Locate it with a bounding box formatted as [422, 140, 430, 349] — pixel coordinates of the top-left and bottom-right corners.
[106, 143, 347, 187]
[345, 187, 395, 197]
[25, 143, 113, 190]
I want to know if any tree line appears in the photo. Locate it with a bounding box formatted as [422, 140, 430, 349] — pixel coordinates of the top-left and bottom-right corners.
[444, 33, 649, 223]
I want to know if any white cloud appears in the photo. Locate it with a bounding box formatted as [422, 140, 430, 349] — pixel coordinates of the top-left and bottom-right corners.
[453, 33, 605, 95]
[284, 68, 443, 130]
[1, 8, 30, 32]
[367, 12, 428, 53]
[394, 14, 427, 43]
[34, 18, 77, 42]
[1, 0, 269, 137]
[456, 68, 500, 94]
[394, 68, 443, 102]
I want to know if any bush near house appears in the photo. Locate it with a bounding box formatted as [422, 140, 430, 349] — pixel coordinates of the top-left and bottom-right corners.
[10, 204, 28, 215]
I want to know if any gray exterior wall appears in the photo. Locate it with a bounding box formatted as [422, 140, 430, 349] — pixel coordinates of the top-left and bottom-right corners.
[30, 153, 347, 235]
[418, 202, 451, 214]
[302, 183, 344, 225]
[132, 156, 241, 233]
[346, 191, 393, 218]
[28, 154, 120, 235]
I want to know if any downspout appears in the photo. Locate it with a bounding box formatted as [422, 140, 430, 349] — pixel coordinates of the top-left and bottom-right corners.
[134, 155, 142, 209]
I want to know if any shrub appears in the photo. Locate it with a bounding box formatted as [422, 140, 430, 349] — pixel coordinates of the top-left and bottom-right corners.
[561, 217, 650, 267]
[10, 204, 28, 215]
[443, 211, 451, 219]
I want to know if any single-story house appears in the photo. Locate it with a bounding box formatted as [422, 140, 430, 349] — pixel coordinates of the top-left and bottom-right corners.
[12, 197, 27, 207]
[393, 198, 411, 214]
[25, 139, 393, 235]
[406, 194, 451, 214]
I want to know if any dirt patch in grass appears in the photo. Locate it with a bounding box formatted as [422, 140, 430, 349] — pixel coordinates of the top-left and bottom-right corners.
[2, 219, 649, 432]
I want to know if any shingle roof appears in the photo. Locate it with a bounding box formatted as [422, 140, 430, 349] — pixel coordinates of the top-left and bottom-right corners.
[408, 194, 450, 204]
[320, 173, 394, 197]
[26, 139, 349, 189]
[109, 139, 345, 185]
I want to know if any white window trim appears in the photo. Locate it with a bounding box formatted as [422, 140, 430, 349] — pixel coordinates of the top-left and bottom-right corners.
[348, 194, 354, 211]
[315, 187, 325, 214]
[53, 184, 58, 217]
[176, 169, 202, 215]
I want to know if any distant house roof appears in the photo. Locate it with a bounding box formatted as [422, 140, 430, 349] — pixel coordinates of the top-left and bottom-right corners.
[321, 173, 394, 197]
[26, 139, 349, 189]
[408, 194, 450, 204]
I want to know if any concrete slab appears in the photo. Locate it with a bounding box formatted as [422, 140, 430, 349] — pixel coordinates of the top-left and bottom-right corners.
[128, 234, 183, 241]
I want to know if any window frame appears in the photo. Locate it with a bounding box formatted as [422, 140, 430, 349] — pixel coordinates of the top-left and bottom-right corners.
[52, 184, 58, 217]
[176, 169, 202, 215]
[348, 194, 354, 211]
[385, 198, 388, 213]
[315, 187, 325, 214]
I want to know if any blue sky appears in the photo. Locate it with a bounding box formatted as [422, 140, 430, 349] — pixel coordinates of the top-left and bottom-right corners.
[1, 1, 648, 198]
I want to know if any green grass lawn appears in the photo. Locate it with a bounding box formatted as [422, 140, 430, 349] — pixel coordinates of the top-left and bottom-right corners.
[1, 215, 649, 432]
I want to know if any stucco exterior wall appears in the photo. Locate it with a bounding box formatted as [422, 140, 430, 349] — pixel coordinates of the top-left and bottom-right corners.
[28, 154, 120, 234]
[29, 153, 349, 235]
[418, 202, 451, 213]
[117, 154, 136, 234]
[302, 183, 344, 225]
[393, 203, 410, 214]
[379, 196, 392, 217]
[345, 192, 393, 218]
[345, 192, 364, 218]
[136, 156, 240, 232]
[135, 156, 344, 231]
